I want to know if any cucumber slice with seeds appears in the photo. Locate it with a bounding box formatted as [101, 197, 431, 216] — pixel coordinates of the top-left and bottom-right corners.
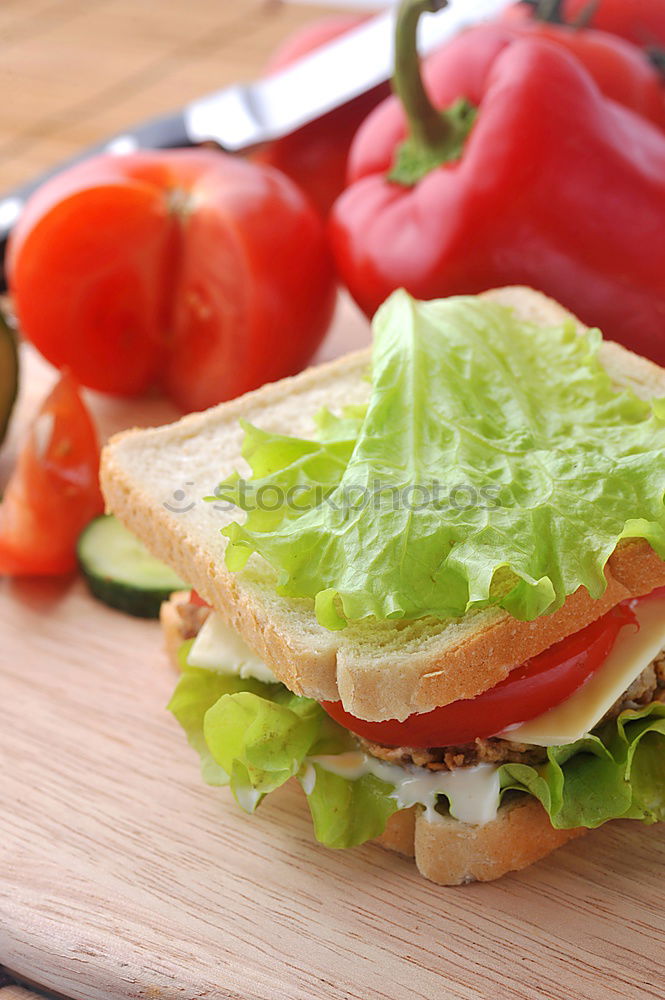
[78, 514, 188, 618]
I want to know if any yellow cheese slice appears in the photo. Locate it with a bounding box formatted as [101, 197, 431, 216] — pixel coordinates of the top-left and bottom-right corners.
[500, 595, 665, 747]
[187, 612, 278, 684]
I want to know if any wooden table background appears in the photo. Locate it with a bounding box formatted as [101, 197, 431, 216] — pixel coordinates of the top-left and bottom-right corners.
[2, 4, 665, 1000]
[0, 0, 348, 189]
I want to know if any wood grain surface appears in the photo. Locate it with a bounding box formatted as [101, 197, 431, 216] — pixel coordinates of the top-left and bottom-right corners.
[2, 425, 665, 1000]
[0, 989, 44, 1000]
[0, 0, 347, 189]
[1, 3, 665, 1000]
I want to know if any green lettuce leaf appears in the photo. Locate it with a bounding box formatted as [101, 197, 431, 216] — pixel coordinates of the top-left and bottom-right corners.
[213, 408, 364, 568]
[168, 651, 397, 847]
[203, 687, 321, 811]
[306, 765, 398, 850]
[499, 703, 665, 828]
[167, 652, 271, 787]
[169, 645, 665, 844]
[217, 291, 665, 629]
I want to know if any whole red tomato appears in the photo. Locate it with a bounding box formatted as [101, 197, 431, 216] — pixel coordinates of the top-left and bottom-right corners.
[8, 149, 336, 412]
[252, 15, 390, 215]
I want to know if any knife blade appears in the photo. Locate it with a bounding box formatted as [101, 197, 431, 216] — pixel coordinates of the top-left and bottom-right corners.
[0, 0, 510, 285]
[186, 0, 510, 148]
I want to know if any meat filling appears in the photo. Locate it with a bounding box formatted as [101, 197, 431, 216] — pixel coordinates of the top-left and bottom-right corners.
[176, 598, 211, 639]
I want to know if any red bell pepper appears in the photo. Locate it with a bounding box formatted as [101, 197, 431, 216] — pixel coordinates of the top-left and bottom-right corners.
[252, 15, 390, 216]
[347, 19, 665, 182]
[331, 0, 665, 366]
[507, 0, 665, 50]
[489, 14, 665, 130]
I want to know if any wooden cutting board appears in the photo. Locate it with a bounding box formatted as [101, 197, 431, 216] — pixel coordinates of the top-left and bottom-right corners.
[2, 4, 664, 997]
[1, 297, 665, 1000]
[0, 989, 42, 1000]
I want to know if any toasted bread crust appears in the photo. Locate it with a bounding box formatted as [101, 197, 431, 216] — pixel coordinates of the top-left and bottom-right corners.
[410, 798, 585, 885]
[160, 590, 191, 668]
[102, 287, 665, 722]
[375, 798, 584, 885]
[376, 795, 587, 885]
[375, 806, 417, 858]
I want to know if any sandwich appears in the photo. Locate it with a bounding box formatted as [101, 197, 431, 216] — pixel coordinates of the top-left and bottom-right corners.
[101, 286, 665, 885]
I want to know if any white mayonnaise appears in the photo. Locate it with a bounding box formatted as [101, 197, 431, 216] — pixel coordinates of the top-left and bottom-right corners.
[304, 751, 501, 826]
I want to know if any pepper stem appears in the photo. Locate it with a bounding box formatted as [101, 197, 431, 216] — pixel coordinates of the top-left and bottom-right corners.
[647, 46, 665, 79]
[520, 0, 600, 25]
[389, 0, 477, 186]
[570, 0, 600, 29]
[518, 0, 566, 23]
[392, 0, 452, 155]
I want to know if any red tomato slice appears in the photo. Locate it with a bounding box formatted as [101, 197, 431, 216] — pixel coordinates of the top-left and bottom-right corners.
[322, 601, 638, 747]
[189, 590, 210, 608]
[0, 371, 104, 575]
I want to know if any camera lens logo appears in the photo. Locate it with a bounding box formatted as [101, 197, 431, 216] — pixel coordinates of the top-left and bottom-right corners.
[163, 482, 196, 513]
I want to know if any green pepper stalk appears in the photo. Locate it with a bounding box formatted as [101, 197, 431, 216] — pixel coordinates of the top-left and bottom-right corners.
[519, 0, 601, 28]
[518, 0, 567, 23]
[389, 0, 477, 186]
[519, 1, 665, 71]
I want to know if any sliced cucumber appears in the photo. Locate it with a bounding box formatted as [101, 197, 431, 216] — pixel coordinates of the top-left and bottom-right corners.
[78, 514, 188, 618]
[0, 311, 19, 447]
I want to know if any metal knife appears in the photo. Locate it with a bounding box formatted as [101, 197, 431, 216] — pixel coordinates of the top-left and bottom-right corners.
[0, 0, 509, 284]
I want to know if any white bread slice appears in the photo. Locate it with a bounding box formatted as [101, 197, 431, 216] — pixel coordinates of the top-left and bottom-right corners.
[377, 798, 584, 885]
[161, 594, 583, 886]
[102, 287, 665, 722]
[160, 589, 192, 667]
